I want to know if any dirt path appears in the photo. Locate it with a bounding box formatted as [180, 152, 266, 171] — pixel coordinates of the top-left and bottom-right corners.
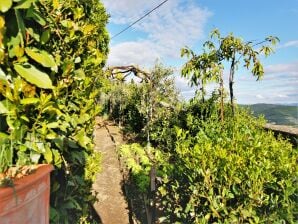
[92, 117, 130, 224]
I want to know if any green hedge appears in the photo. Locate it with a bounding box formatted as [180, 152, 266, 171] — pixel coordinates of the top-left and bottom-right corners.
[158, 109, 298, 223]
[0, 0, 109, 222]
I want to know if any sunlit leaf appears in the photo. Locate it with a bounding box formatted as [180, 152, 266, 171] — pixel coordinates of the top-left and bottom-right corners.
[0, 100, 9, 114]
[14, 63, 53, 89]
[20, 97, 40, 105]
[25, 47, 57, 71]
[52, 0, 59, 10]
[44, 147, 53, 163]
[26, 27, 40, 41]
[0, 0, 12, 13]
[73, 129, 91, 148]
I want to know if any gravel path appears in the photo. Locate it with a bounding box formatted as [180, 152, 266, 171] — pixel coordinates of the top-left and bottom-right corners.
[92, 118, 130, 224]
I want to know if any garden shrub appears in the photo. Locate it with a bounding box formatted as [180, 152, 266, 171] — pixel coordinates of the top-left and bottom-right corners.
[158, 108, 298, 223]
[0, 0, 109, 222]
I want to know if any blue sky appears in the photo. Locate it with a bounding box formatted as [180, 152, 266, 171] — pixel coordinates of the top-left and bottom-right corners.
[102, 0, 298, 104]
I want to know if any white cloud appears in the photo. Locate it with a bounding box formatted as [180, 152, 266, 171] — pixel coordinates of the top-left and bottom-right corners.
[106, 41, 160, 66]
[265, 61, 298, 77]
[282, 40, 298, 48]
[256, 94, 264, 99]
[103, 0, 212, 66]
[277, 94, 287, 98]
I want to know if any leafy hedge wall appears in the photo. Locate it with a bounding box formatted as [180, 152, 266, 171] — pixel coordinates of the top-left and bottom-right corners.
[118, 97, 298, 223]
[159, 107, 298, 223]
[0, 0, 109, 222]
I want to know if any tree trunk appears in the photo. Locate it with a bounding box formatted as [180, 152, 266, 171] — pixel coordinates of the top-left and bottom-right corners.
[220, 70, 224, 123]
[229, 52, 236, 116]
[201, 79, 205, 102]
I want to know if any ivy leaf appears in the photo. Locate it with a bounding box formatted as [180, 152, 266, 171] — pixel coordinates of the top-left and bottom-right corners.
[14, 63, 53, 89]
[25, 47, 58, 72]
[0, 0, 12, 13]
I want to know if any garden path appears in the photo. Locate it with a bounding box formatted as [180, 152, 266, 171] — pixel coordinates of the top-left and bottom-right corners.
[92, 117, 130, 224]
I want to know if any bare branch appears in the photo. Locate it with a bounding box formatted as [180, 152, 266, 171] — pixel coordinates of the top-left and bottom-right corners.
[107, 65, 151, 82]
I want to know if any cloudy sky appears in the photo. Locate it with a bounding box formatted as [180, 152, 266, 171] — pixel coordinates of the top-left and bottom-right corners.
[102, 0, 298, 105]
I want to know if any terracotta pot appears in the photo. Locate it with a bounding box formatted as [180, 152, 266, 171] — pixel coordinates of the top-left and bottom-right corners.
[0, 164, 54, 224]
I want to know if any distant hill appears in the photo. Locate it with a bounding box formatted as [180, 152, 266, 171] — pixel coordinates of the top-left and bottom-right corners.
[241, 104, 298, 128]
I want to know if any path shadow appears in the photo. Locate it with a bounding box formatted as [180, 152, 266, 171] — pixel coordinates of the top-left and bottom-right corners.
[121, 176, 148, 224]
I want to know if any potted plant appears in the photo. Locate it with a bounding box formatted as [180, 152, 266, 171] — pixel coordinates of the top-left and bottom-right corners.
[0, 164, 53, 224]
[0, 0, 109, 222]
[0, 0, 54, 223]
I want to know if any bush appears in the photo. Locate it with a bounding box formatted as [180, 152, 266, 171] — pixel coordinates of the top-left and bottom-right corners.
[158, 109, 298, 223]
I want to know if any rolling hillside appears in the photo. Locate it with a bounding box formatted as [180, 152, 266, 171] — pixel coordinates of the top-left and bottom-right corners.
[241, 104, 298, 128]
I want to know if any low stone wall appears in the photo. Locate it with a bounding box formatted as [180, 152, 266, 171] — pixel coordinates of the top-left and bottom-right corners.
[264, 124, 298, 147]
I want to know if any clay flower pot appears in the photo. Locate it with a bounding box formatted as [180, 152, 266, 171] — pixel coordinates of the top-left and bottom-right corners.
[0, 164, 54, 224]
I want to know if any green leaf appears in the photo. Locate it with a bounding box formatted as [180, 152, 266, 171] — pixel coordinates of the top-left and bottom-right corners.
[73, 129, 91, 148]
[25, 47, 58, 72]
[20, 97, 40, 105]
[7, 35, 23, 58]
[26, 7, 46, 26]
[14, 63, 53, 89]
[14, 0, 36, 9]
[41, 29, 50, 44]
[52, 149, 62, 167]
[0, 0, 12, 13]
[0, 132, 9, 144]
[47, 122, 59, 129]
[0, 100, 9, 114]
[15, 9, 26, 40]
[44, 147, 53, 163]
[26, 28, 40, 41]
[0, 68, 8, 84]
[20, 115, 29, 122]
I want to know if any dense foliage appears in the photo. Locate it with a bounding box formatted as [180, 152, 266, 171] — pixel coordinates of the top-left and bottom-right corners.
[120, 98, 298, 223]
[0, 0, 109, 222]
[158, 103, 298, 223]
[112, 32, 297, 222]
[105, 62, 180, 147]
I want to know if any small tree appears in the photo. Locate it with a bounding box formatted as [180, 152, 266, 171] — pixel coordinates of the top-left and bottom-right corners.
[211, 29, 279, 114]
[181, 29, 279, 116]
[181, 43, 224, 121]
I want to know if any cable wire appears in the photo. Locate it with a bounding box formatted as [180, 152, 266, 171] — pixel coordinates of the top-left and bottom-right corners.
[111, 0, 169, 39]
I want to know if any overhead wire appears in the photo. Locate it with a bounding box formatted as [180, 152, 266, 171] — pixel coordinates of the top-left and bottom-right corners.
[111, 0, 170, 39]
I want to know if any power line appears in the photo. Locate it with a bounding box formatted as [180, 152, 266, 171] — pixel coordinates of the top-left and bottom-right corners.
[111, 0, 170, 39]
